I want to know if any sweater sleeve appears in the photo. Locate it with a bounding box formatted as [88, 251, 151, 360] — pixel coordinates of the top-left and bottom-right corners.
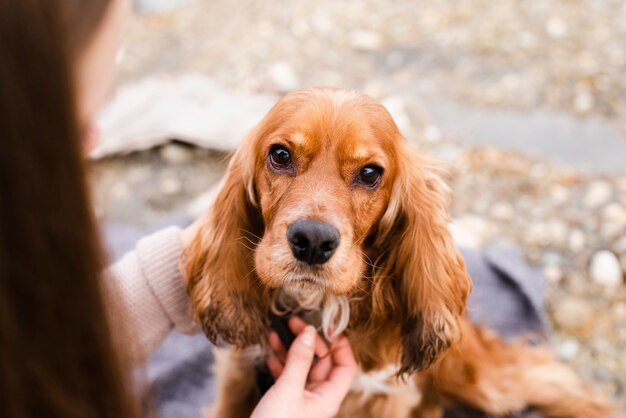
[105, 226, 200, 363]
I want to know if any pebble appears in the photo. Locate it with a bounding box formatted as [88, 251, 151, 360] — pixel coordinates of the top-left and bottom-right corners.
[525, 220, 569, 247]
[449, 215, 495, 248]
[160, 174, 182, 195]
[269, 62, 300, 91]
[544, 264, 564, 284]
[556, 338, 580, 360]
[422, 124, 442, 143]
[490, 202, 514, 221]
[573, 90, 594, 114]
[160, 143, 195, 164]
[381, 96, 410, 132]
[349, 29, 383, 50]
[589, 250, 623, 288]
[584, 180, 613, 208]
[553, 297, 593, 332]
[546, 17, 568, 39]
[615, 236, 626, 254]
[568, 229, 586, 252]
[602, 203, 626, 227]
[136, 0, 195, 14]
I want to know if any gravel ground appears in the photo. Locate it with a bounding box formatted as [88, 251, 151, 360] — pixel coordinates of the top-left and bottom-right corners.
[92, 0, 626, 405]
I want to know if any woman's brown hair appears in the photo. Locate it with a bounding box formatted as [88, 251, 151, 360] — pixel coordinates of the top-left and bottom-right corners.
[0, 1, 140, 417]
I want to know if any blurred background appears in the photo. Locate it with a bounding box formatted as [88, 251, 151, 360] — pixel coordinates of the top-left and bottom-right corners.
[91, 0, 626, 406]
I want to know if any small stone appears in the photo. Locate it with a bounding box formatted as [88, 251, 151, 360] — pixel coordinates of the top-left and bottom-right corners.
[136, 0, 194, 13]
[546, 17, 568, 39]
[583, 180, 613, 208]
[568, 229, 587, 252]
[160, 143, 194, 164]
[525, 220, 568, 247]
[615, 236, 626, 253]
[544, 264, 564, 284]
[110, 181, 130, 201]
[423, 124, 442, 142]
[449, 215, 495, 248]
[490, 202, 514, 221]
[161, 175, 182, 195]
[553, 297, 593, 332]
[381, 96, 410, 132]
[602, 203, 626, 225]
[269, 62, 300, 91]
[551, 185, 571, 203]
[573, 90, 594, 114]
[612, 303, 626, 321]
[589, 250, 623, 288]
[349, 29, 383, 50]
[556, 338, 580, 360]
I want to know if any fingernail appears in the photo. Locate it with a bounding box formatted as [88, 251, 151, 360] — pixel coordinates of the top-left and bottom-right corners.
[301, 325, 316, 347]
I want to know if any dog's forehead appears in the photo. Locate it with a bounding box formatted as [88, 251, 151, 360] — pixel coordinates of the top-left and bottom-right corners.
[269, 90, 400, 157]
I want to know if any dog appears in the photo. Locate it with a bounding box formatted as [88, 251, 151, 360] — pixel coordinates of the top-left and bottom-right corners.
[184, 87, 615, 418]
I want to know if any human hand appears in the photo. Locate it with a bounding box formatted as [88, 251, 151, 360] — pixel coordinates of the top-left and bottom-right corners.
[251, 317, 357, 418]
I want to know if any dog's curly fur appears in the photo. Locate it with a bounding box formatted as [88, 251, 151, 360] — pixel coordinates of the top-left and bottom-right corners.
[184, 87, 615, 418]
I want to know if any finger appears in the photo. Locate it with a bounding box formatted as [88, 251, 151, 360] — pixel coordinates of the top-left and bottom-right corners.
[288, 317, 330, 359]
[266, 353, 284, 380]
[308, 351, 332, 382]
[310, 335, 357, 404]
[268, 331, 288, 362]
[274, 325, 317, 389]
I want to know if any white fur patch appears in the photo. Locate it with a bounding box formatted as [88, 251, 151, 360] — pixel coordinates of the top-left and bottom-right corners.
[271, 290, 350, 341]
[351, 365, 416, 396]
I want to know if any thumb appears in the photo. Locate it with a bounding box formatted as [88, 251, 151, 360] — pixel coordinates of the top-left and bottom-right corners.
[275, 325, 317, 389]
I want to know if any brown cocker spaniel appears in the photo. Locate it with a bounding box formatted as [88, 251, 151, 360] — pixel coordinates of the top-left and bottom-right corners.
[184, 87, 615, 418]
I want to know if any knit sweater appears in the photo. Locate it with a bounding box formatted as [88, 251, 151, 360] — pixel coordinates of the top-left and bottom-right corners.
[106, 226, 199, 363]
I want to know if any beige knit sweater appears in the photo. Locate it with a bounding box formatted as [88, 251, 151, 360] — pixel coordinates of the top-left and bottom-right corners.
[106, 226, 199, 363]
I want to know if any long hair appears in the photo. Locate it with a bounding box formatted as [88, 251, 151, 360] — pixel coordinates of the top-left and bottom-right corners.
[0, 1, 140, 417]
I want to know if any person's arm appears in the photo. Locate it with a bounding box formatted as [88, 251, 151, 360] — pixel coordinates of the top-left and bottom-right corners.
[104, 226, 199, 363]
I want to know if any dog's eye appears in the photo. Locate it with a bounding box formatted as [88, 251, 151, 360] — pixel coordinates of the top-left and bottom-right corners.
[357, 165, 382, 187]
[269, 145, 293, 170]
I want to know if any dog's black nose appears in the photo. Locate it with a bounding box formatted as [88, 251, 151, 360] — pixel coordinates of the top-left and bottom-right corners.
[287, 220, 340, 265]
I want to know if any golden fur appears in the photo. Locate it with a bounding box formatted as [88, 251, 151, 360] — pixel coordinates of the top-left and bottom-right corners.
[184, 87, 615, 418]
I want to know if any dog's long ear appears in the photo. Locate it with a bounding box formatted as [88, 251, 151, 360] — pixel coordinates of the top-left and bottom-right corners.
[183, 142, 267, 348]
[375, 143, 471, 376]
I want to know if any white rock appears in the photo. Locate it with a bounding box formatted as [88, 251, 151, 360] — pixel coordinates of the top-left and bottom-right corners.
[546, 17, 568, 39]
[553, 297, 592, 332]
[160, 143, 194, 164]
[589, 250, 623, 288]
[569, 229, 587, 252]
[525, 220, 569, 247]
[556, 338, 580, 360]
[423, 124, 442, 142]
[615, 236, 626, 253]
[449, 215, 496, 248]
[136, 0, 195, 13]
[349, 29, 383, 50]
[583, 180, 613, 208]
[544, 264, 564, 284]
[602, 203, 626, 224]
[269, 62, 300, 91]
[573, 90, 594, 114]
[550, 185, 571, 203]
[490, 202, 514, 221]
[381, 96, 410, 132]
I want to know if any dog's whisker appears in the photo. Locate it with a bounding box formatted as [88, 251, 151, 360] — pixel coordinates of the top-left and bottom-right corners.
[241, 228, 263, 241]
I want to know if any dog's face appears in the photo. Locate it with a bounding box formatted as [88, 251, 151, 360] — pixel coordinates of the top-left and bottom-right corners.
[252, 91, 398, 297]
[185, 88, 471, 375]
